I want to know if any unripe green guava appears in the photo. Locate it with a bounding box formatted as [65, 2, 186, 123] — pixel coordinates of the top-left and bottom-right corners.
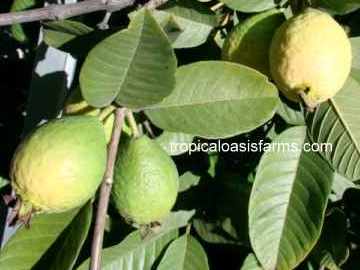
[112, 136, 179, 225]
[222, 9, 285, 76]
[269, 8, 352, 108]
[11, 116, 107, 219]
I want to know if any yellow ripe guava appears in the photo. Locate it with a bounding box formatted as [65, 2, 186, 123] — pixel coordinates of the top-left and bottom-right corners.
[10, 116, 107, 221]
[269, 8, 352, 108]
[112, 136, 179, 225]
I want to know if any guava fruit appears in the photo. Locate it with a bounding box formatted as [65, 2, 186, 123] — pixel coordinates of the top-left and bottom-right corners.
[222, 9, 285, 76]
[112, 136, 179, 225]
[10, 116, 107, 223]
[269, 8, 352, 109]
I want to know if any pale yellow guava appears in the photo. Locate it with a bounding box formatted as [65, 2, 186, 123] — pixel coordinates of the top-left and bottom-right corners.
[269, 8, 352, 108]
[10, 116, 107, 222]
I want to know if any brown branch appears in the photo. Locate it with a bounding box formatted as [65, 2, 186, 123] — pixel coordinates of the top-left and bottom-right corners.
[0, 0, 168, 26]
[90, 107, 126, 270]
[144, 0, 169, 9]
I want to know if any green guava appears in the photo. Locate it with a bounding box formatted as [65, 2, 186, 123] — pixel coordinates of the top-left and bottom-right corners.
[269, 8, 352, 109]
[112, 136, 179, 225]
[222, 9, 285, 76]
[10, 116, 107, 223]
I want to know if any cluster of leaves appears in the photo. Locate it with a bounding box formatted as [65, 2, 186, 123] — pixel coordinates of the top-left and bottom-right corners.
[1, 0, 360, 269]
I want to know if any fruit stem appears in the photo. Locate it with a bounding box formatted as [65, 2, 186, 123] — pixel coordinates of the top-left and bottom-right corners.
[185, 224, 191, 235]
[289, 0, 308, 14]
[298, 91, 316, 112]
[143, 120, 155, 138]
[210, 2, 224, 11]
[98, 105, 116, 122]
[126, 110, 141, 138]
[90, 107, 126, 270]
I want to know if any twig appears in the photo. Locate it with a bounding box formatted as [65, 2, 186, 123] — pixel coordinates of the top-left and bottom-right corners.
[298, 91, 316, 112]
[210, 2, 224, 12]
[97, 11, 112, 30]
[90, 107, 126, 270]
[144, 0, 169, 9]
[220, 13, 230, 27]
[126, 110, 140, 138]
[98, 105, 116, 121]
[143, 120, 155, 138]
[0, 0, 132, 26]
[0, 0, 169, 26]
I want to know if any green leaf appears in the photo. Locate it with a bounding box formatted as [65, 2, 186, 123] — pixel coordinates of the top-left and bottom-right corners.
[80, 9, 177, 108]
[0, 176, 9, 189]
[222, 9, 285, 76]
[313, 0, 360, 14]
[77, 229, 176, 270]
[32, 203, 93, 270]
[241, 254, 263, 270]
[265, 124, 282, 141]
[351, 37, 360, 70]
[43, 20, 94, 48]
[193, 218, 240, 245]
[77, 211, 194, 270]
[306, 70, 360, 181]
[277, 99, 305, 126]
[305, 39, 360, 180]
[220, 0, 277, 12]
[310, 209, 349, 269]
[303, 261, 317, 270]
[157, 210, 195, 233]
[330, 173, 358, 202]
[10, 0, 36, 42]
[249, 126, 334, 270]
[146, 61, 279, 139]
[315, 254, 340, 270]
[178, 172, 201, 192]
[156, 131, 194, 156]
[151, 0, 216, 48]
[157, 234, 209, 270]
[0, 209, 79, 270]
[192, 176, 251, 245]
[207, 153, 218, 178]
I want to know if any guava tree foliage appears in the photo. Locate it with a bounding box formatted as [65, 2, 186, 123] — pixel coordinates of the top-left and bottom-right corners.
[0, 0, 360, 270]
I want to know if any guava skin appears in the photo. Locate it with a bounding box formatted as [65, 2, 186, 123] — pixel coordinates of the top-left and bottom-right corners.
[10, 116, 107, 217]
[222, 9, 285, 76]
[269, 8, 352, 107]
[112, 136, 179, 225]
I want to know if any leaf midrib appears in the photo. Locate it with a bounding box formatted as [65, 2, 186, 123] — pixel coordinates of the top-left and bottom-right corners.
[158, 6, 215, 26]
[146, 95, 278, 110]
[272, 130, 306, 269]
[116, 15, 146, 96]
[102, 231, 172, 269]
